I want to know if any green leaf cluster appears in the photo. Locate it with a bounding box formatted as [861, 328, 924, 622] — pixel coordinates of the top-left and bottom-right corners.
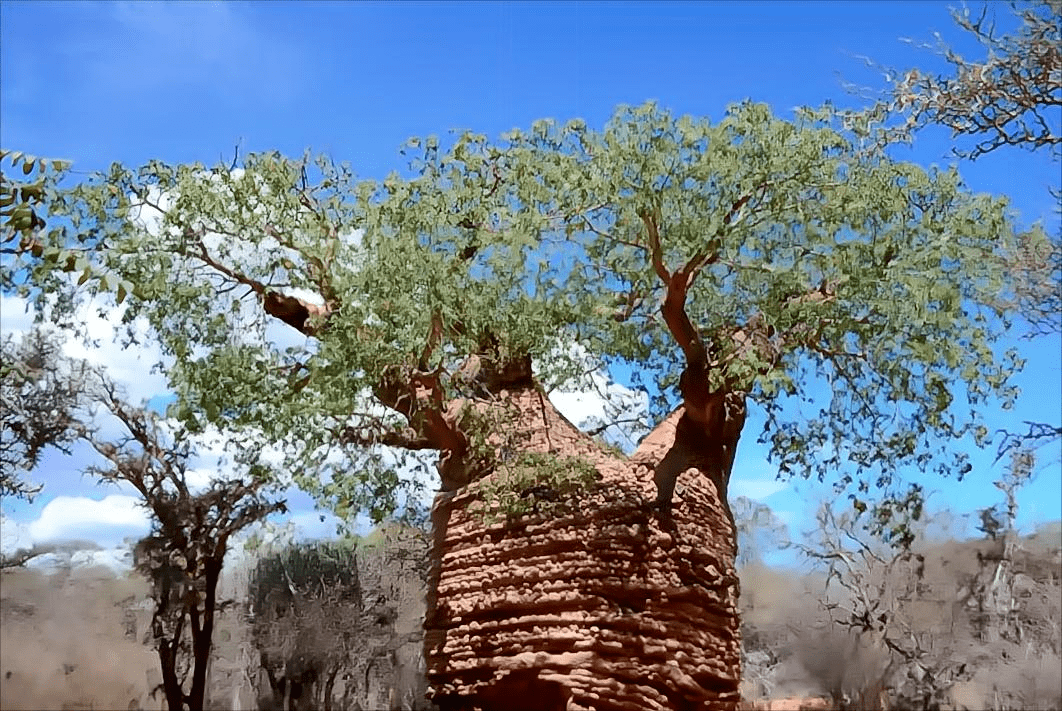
[5, 99, 1030, 522]
[468, 451, 600, 524]
[1, 150, 73, 289]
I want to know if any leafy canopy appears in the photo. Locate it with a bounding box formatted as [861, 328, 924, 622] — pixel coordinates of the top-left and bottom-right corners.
[3, 101, 1029, 523]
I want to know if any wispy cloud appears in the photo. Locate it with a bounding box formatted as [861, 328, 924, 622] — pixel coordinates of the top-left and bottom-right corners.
[731, 476, 788, 501]
[68, 2, 306, 109]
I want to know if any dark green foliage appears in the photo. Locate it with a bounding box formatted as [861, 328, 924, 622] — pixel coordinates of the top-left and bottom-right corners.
[249, 540, 362, 711]
[250, 539, 361, 618]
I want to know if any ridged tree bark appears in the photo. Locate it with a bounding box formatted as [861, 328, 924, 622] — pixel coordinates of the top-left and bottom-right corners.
[424, 387, 744, 711]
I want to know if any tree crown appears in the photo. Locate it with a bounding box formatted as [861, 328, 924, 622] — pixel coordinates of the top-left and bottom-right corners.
[2, 101, 1031, 524]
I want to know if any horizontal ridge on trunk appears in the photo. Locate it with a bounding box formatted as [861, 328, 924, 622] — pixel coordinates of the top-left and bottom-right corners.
[424, 386, 742, 711]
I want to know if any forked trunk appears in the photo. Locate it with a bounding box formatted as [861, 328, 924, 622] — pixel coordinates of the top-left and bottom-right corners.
[424, 384, 744, 711]
[255, 283, 748, 709]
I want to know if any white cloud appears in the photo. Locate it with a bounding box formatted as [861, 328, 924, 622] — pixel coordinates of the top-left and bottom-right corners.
[126, 184, 176, 236]
[540, 341, 650, 452]
[549, 378, 642, 425]
[27, 494, 151, 547]
[0, 513, 33, 555]
[66, 546, 135, 572]
[730, 475, 788, 501]
[184, 468, 219, 491]
[282, 287, 325, 307]
[63, 336, 166, 407]
[0, 294, 36, 335]
[289, 510, 344, 540]
[1, 292, 171, 451]
[175, 421, 301, 491]
[2, 510, 135, 572]
[1, 293, 169, 406]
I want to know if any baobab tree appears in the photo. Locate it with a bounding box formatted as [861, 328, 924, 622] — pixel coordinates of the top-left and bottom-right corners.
[1, 100, 1034, 709]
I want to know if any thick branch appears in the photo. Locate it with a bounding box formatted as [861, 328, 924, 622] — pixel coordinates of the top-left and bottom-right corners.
[662, 272, 708, 366]
[184, 229, 333, 336]
[373, 367, 467, 455]
[0, 545, 51, 569]
[262, 291, 330, 336]
[641, 184, 770, 368]
[734, 281, 843, 369]
[638, 209, 706, 365]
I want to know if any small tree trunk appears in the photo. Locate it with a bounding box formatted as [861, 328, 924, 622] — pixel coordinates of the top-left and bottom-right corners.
[158, 639, 186, 711]
[187, 561, 222, 711]
[322, 666, 339, 711]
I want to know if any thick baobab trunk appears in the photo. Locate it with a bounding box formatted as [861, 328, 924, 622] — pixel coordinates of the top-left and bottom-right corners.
[424, 385, 744, 711]
[251, 248, 751, 710]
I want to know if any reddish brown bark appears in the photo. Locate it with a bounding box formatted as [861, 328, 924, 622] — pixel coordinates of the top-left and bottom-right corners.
[252, 238, 748, 710]
[424, 388, 743, 711]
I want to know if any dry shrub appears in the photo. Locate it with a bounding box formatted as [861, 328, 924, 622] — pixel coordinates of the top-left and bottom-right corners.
[739, 564, 834, 701]
[947, 653, 1062, 711]
[790, 626, 892, 709]
[0, 565, 160, 710]
[740, 564, 819, 629]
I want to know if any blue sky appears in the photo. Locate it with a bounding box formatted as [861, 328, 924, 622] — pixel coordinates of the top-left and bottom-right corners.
[1, 1, 1059, 563]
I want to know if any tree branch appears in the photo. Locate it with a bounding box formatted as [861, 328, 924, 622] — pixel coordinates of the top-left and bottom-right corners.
[638, 207, 671, 283]
[334, 424, 437, 450]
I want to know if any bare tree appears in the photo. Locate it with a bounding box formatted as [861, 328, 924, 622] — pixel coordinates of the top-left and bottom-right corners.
[890, 1, 1061, 161]
[1, 328, 91, 501]
[971, 449, 1035, 646]
[797, 504, 969, 711]
[1, 327, 287, 711]
[85, 380, 286, 711]
[799, 467, 1062, 711]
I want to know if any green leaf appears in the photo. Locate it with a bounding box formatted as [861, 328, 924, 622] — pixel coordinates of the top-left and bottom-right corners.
[7, 101, 1028, 529]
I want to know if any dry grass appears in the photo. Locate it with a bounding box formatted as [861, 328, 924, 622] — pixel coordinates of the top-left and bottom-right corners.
[0, 565, 161, 711]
